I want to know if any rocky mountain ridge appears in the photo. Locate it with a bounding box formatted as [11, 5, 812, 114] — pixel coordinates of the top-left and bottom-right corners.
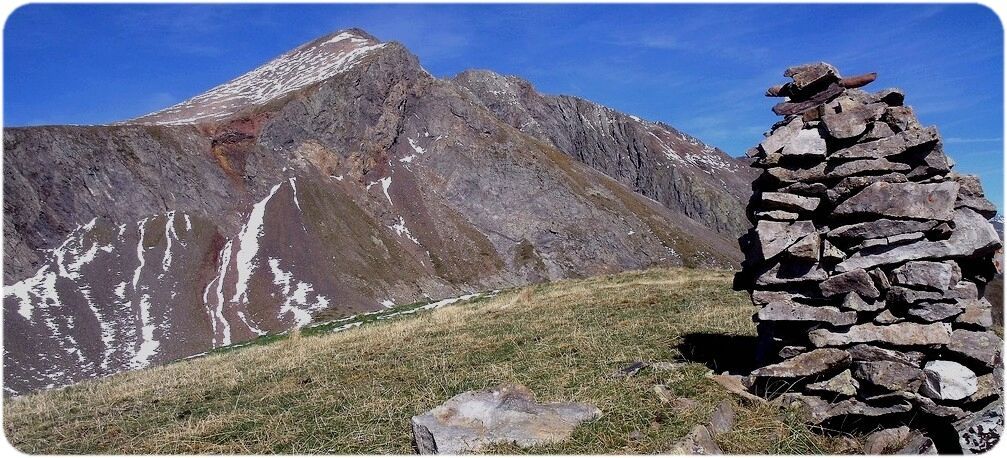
[3, 28, 753, 395]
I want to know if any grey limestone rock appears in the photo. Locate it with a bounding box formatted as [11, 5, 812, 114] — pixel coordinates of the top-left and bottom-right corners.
[948, 329, 1002, 368]
[852, 360, 925, 392]
[833, 181, 960, 221]
[756, 220, 817, 260]
[831, 126, 939, 160]
[808, 322, 952, 347]
[891, 260, 960, 291]
[411, 384, 601, 454]
[757, 301, 857, 325]
[820, 269, 880, 299]
[847, 344, 925, 367]
[761, 192, 821, 213]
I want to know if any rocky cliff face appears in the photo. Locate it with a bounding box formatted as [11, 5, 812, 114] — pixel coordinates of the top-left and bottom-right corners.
[453, 70, 754, 237]
[3, 29, 750, 395]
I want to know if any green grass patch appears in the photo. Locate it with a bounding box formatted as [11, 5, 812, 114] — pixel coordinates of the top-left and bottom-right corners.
[4, 268, 855, 454]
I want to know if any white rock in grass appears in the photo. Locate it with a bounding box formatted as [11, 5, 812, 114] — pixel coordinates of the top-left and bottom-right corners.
[920, 360, 978, 401]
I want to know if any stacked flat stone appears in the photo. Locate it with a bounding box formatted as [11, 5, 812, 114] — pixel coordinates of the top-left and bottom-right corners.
[737, 62, 1003, 453]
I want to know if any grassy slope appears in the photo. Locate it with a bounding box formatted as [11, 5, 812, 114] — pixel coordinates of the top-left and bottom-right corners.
[3, 268, 853, 454]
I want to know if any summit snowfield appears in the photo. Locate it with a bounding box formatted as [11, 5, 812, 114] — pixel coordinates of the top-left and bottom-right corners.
[3, 29, 755, 395]
[133, 30, 388, 124]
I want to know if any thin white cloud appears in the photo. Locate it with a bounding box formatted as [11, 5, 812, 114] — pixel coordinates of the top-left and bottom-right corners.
[944, 137, 1003, 144]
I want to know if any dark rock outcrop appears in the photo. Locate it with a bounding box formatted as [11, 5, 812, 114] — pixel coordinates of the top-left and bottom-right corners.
[452, 70, 755, 238]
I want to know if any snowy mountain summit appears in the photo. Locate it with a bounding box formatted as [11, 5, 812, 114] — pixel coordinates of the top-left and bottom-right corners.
[133, 29, 385, 124]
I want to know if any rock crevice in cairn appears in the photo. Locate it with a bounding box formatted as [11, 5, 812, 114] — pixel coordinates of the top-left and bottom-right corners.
[736, 62, 1003, 454]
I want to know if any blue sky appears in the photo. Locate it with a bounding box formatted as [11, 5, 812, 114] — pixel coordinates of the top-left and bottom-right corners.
[4, 4, 1003, 209]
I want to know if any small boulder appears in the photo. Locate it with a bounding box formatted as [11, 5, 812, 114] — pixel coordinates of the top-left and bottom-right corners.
[708, 401, 736, 436]
[887, 286, 945, 305]
[759, 117, 803, 155]
[785, 62, 839, 92]
[755, 260, 829, 286]
[787, 233, 821, 261]
[667, 425, 723, 455]
[884, 106, 923, 132]
[966, 370, 1002, 404]
[862, 121, 896, 141]
[781, 127, 827, 157]
[755, 210, 799, 221]
[821, 103, 884, 139]
[411, 384, 601, 454]
[827, 173, 908, 203]
[765, 163, 827, 184]
[953, 173, 999, 219]
[777, 393, 911, 424]
[835, 209, 1001, 272]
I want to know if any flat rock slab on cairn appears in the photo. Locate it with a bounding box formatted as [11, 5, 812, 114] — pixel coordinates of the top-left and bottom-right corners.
[410, 384, 601, 454]
[737, 62, 1003, 454]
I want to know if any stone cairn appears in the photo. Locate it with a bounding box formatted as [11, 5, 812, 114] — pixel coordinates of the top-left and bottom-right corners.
[736, 62, 1003, 453]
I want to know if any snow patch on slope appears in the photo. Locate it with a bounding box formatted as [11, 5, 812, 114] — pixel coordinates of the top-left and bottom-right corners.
[268, 258, 329, 327]
[388, 216, 420, 244]
[232, 183, 282, 304]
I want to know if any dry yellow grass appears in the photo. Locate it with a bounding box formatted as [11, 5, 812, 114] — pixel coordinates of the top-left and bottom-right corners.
[3, 268, 855, 454]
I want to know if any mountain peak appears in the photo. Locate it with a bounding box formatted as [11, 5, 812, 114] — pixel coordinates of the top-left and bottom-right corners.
[130, 28, 386, 125]
[317, 27, 380, 44]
